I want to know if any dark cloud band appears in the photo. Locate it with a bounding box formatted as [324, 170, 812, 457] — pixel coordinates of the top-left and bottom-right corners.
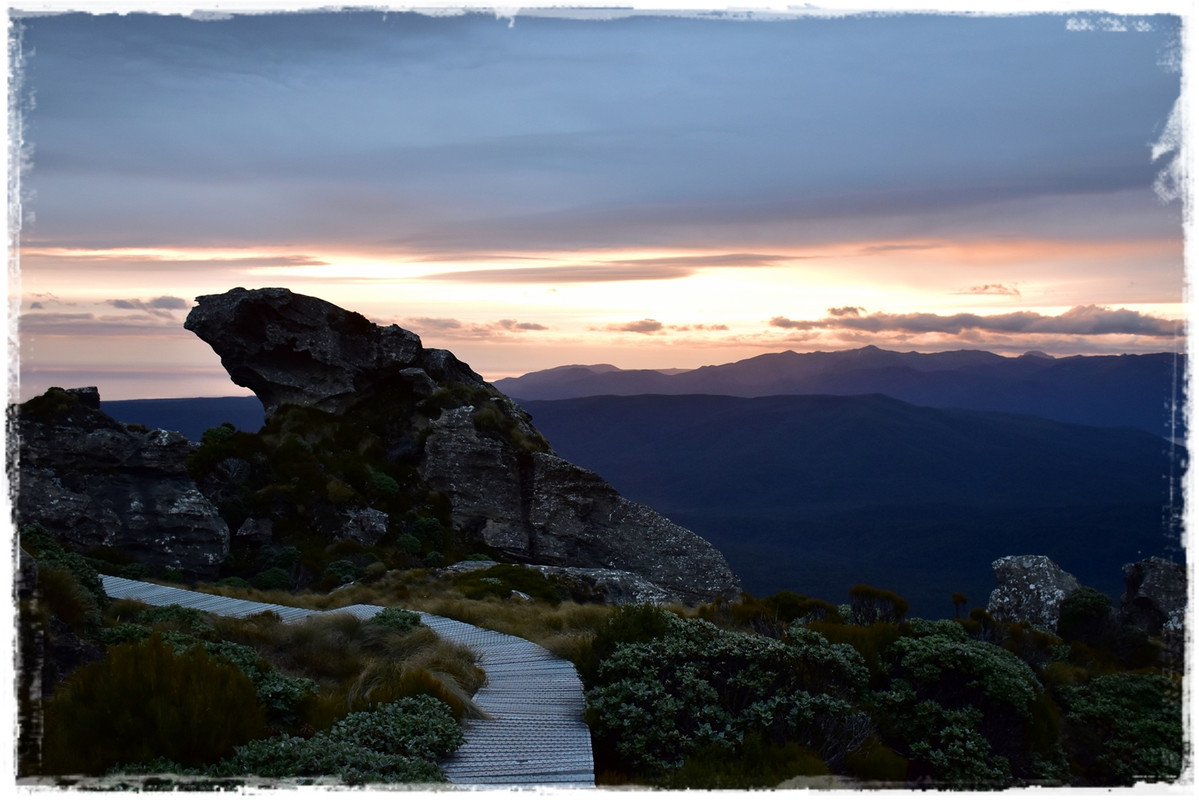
[770, 305, 1180, 337]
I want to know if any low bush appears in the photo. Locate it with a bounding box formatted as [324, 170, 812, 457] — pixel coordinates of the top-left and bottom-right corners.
[41, 634, 266, 775]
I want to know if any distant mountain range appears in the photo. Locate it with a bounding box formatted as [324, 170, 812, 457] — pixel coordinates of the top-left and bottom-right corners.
[521, 394, 1184, 615]
[496, 346, 1185, 439]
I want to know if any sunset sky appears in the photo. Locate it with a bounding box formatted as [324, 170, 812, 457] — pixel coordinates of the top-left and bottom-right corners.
[8, 3, 1190, 401]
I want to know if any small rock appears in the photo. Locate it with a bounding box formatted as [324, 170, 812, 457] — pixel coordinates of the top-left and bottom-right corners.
[987, 555, 1081, 628]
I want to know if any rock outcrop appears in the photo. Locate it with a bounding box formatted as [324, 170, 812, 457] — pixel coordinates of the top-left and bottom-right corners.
[185, 287, 740, 603]
[13, 387, 230, 579]
[183, 286, 483, 417]
[1120, 556, 1186, 636]
[986, 555, 1081, 629]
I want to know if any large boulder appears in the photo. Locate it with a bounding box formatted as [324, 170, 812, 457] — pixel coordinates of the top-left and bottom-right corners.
[13, 387, 230, 579]
[1120, 556, 1186, 636]
[986, 554, 1081, 628]
[184, 286, 482, 417]
[184, 287, 741, 603]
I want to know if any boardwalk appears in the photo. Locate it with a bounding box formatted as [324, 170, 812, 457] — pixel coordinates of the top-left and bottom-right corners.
[100, 575, 595, 787]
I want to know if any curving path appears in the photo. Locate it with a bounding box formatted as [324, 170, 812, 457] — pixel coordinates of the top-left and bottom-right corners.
[99, 575, 595, 787]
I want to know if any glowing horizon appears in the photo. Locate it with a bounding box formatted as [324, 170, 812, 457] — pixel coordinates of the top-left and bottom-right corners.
[8, 7, 1189, 402]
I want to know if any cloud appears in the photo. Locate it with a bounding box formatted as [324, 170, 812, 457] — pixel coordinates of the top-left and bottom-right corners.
[603, 319, 666, 334]
[495, 319, 549, 332]
[22, 250, 330, 271]
[19, 311, 187, 335]
[769, 305, 1180, 337]
[400, 316, 551, 338]
[828, 306, 865, 317]
[107, 296, 190, 318]
[424, 253, 789, 284]
[956, 284, 1021, 296]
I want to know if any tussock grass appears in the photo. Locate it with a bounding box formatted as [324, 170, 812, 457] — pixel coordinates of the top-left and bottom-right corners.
[199, 567, 687, 673]
[199, 600, 488, 722]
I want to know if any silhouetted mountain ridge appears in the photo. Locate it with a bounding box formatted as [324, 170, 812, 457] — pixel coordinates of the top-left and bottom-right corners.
[495, 347, 1184, 437]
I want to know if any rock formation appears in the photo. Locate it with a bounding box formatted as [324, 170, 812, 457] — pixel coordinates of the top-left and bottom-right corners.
[986, 554, 1081, 629]
[183, 286, 483, 417]
[13, 387, 230, 579]
[185, 287, 740, 603]
[1120, 556, 1186, 636]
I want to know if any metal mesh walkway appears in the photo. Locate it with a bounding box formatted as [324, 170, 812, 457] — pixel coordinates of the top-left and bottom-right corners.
[100, 575, 595, 787]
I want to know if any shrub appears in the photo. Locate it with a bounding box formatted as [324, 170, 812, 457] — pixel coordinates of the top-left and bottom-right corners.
[216, 696, 461, 784]
[328, 696, 463, 760]
[371, 607, 423, 633]
[849, 584, 909, 625]
[586, 616, 872, 776]
[873, 633, 1052, 786]
[40, 634, 265, 775]
[201, 423, 237, 446]
[217, 734, 444, 784]
[1059, 673, 1183, 785]
[137, 604, 216, 638]
[252, 567, 292, 591]
[368, 470, 400, 497]
[1057, 587, 1114, 646]
[322, 559, 360, 587]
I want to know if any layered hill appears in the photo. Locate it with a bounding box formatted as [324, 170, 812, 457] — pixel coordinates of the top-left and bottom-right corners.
[496, 347, 1184, 438]
[520, 394, 1185, 616]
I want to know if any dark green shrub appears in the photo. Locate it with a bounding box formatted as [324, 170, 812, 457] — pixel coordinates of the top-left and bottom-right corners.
[321, 559, 360, 587]
[34, 565, 104, 633]
[370, 607, 423, 633]
[252, 567, 292, 591]
[1059, 673, 1183, 785]
[805, 620, 902, 684]
[849, 584, 909, 625]
[327, 696, 463, 760]
[368, 470, 400, 497]
[137, 604, 216, 638]
[1057, 587, 1114, 646]
[423, 551, 444, 568]
[21, 523, 108, 627]
[40, 634, 265, 775]
[201, 423, 237, 446]
[874, 633, 1052, 786]
[396, 534, 422, 555]
[215, 696, 460, 784]
[216, 576, 252, 589]
[586, 616, 871, 777]
[159, 567, 185, 584]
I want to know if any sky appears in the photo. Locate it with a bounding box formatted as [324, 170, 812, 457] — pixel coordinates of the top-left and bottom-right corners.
[5, 1, 1191, 401]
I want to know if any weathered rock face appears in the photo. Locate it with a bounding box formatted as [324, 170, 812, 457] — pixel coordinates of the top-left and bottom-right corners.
[184, 286, 484, 417]
[1120, 556, 1186, 636]
[986, 555, 1081, 628]
[421, 406, 740, 603]
[185, 287, 741, 603]
[13, 387, 230, 579]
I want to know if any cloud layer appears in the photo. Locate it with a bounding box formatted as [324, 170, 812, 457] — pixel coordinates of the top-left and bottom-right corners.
[770, 305, 1180, 337]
